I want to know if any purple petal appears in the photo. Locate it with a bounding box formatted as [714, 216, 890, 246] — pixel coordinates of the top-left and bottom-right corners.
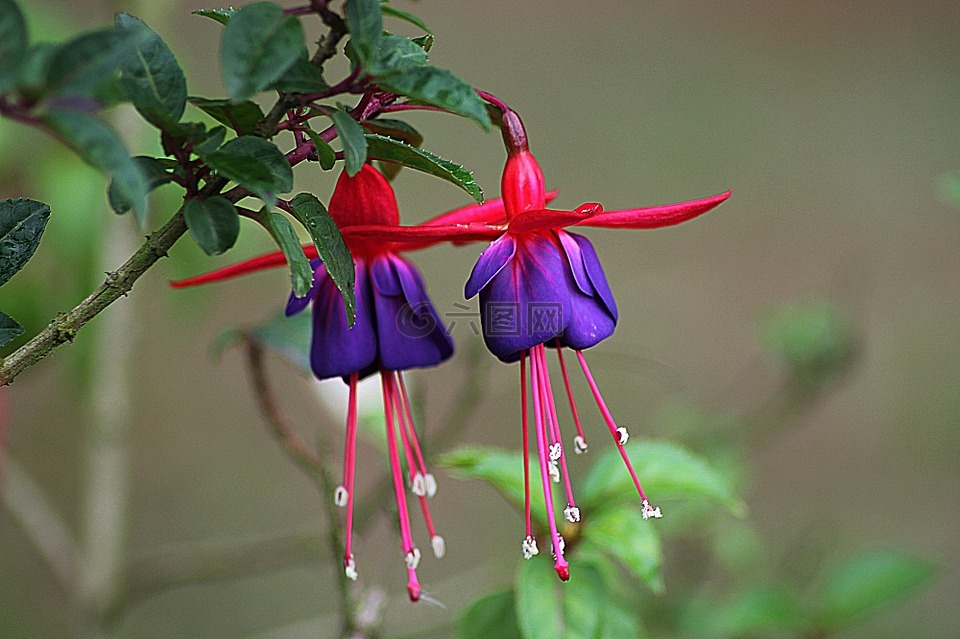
[370, 253, 403, 296]
[557, 234, 617, 350]
[309, 261, 378, 379]
[557, 230, 594, 296]
[464, 234, 516, 299]
[574, 233, 617, 321]
[373, 254, 454, 370]
[285, 259, 325, 316]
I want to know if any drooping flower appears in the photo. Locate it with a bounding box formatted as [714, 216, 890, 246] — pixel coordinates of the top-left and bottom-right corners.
[171, 165, 458, 601]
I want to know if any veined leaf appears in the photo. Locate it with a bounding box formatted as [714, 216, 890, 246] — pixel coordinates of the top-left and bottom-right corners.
[189, 97, 265, 135]
[328, 108, 367, 176]
[515, 560, 610, 639]
[365, 133, 483, 203]
[116, 13, 187, 129]
[271, 56, 329, 93]
[375, 66, 490, 130]
[0, 0, 28, 93]
[584, 507, 663, 593]
[304, 128, 336, 170]
[183, 197, 240, 256]
[192, 8, 237, 25]
[0, 198, 50, 287]
[204, 135, 293, 204]
[46, 26, 147, 99]
[379, 2, 431, 34]
[369, 35, 427, 75]
[264, 210, 313, 297]
[108, 156, 175, 214]
[0, 311, 23, 348]
[221, 2, 304, 100]
[344, 0, 382, 68]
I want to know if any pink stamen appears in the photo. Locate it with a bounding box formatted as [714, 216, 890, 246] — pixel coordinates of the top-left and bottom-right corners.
[381, 372, 421, 601]
[343, 372, 359, 574]
[390, 372, 420, 488]
[530, 349, 570, 581]
[397, 374, 431, 485]
[520, 351, 532, 539]
[554, 342, 588, 449]
[534, 346, 579, 521]
[575, 351, 650, 503]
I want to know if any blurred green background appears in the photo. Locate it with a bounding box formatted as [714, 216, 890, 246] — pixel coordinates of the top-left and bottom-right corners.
[1, 1, 958, 637]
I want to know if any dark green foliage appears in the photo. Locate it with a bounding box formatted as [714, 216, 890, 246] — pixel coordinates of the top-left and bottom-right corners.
[221, 2, 304, 100]
[108, 156, 175, 214]
[45, 26, 147, 99]
[270, 56, 329, 93]
[0, 198, 50, 287]
[203, 136, 293, 204]
[328, 108, 368, 176]
[264, 210, 313, 298]
[189, 97, 265, 136]
[344, 0, 382, 68]
[192, 8, 237, 25]
[183, 197, 240, 256]
[116, 14, 187, 130]
[376, 66, 491, 130]
[0, 0, 28, 92]
[0, 311, 23, 347]
[304, 129, 336, 170]
[379, 2, 431, 34]
[457, 591, 522, 639]
[365, 133, 483, 203]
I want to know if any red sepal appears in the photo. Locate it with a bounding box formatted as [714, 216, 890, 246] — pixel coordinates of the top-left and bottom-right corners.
[575, 190, 732, 229]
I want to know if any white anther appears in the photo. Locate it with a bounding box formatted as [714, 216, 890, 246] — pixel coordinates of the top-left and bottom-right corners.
[573, 436, 588, 454]
[334, 486, 348, 507]
[521, 536, 539, 559]
[431, 535, 446, 559]
[551, 535, 565, 558]
[344, 556, 358, 581]
[405, 547, 421, 570]
[616, 427, 629, 445]
[549, 442, 563, 461]
[641, 500, 663, 519]
[424, 473, 438, 498]
[548, 460, 560, 483]
[563, 505, 581, 523]
[411, 473, 426, 496]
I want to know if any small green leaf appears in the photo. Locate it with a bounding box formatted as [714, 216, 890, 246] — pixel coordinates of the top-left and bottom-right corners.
[585, 507, 663, 592]
[438, 446, 548, 530]
[380, 3, 431, 34]
[344, 0, 382, 67]
[369, 35, 428, 75]
[515, 560, 608, 639]
[376, 66, 491, 130]
[579, 440, 746, 516]
[0, 198, 50, 287]
[192, 8, 237, 25]
[0, 310, 24, 348]
[204, 135, 293, 204]
[289, 193, 355, 325]
[221, 2, 305, 100]
[328, 108, 368, 176]
[189, 97, 265, 135]
[457, 590, 522, 639]
[365, 134, 483, 203]
[363, 118, 423, 147]
[115, 14, 187, 129]
[270, 56, 329, 93]
[305, 128, 336, 170]
[0, 0, 28, 93]
[44, 109, 148, 224]
[194, 125, 227, 156]
[264, 210, 312, 297]
[760, 300, 856, 386]
[816, 550, 937, 629]
[46, 27, 147, 99]
[243, 311, 313, 373]
[108, 156, 175, 214]
[183, 197, 240, 256]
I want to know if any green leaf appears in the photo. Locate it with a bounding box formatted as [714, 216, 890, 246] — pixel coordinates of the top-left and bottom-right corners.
[515, 560, 609, 639]
[0, 0, 28, 93]
[242, 310, 313, 373]
[365, 133, 483, 203]
[115, 14, 187, 129]
[328, 108, 367, 176]
[189, 97, 265, 135]
[305, 128, 336, 170]
[687, 586, 809, 639]
[438, 446, 548, 530]
[221, 2, 305, 100]
[815, 550, 937, 629]
[457, 590, 522, 639]
[0, 310, 24, 348]
[204, 135, 293, 204]
[760, 300, 856, 385]
[44, 109, 148, 224]
[270, 56, 329, 93]
[375, 66, 490, 130]
[15, 43, 56, 98]
[579, 440, 746, 516]
[192, 8, 237, 25]
[369, 35, 428, 75]
[108, 156, 175, 214]
[363, 119, 423, 180]
[194, 125, 227, 156]
[344, 0, 382, 67]
[46, 27, 147, 99]
[0, 198, 50, 287]
[183, 197, 240, 256]
[585, 507, 663, 592]
[264, 210, 312, 297]
[380, 3, 431, 34]
[289, 193, 355, 325]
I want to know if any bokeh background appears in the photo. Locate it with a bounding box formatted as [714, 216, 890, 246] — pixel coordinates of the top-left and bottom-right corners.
[1, 1, 958, 637]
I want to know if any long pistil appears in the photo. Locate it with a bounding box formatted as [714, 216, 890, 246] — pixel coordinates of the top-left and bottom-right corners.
[554, 342, 588, 454]
[519, 351, 537, 558]
[534, 346, 579, 523]
[339, 372, 359, 580]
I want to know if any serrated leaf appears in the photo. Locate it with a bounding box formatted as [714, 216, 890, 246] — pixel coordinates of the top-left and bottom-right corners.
[585, 507, 663, 592]
[344, 0, 382, 67]
[183, 197, 240, 256]
[816, 550, 937, 629]
[204, 135, 293, 204]
[221, 2, 305, 100]
[375, 66, 490, 130]
[304, 128, 336, 170]
[115, 14, 187, 129]
[270, 56, 329, 93]
[515, 560, 608, 639]
[264, 210, 313, 297]
[363, 118, 423, 147]
[0, 0, 28, 93]
[192, 8, 237, 25]
[46, 27, 147, 99]
[328, 108, 367, 176]
[369, 35, 427, 75]
[379, 3, 431, 34]
[365, 133, 483, 203]
[438, 446, 549, 530]
[457, 590, 522, 639]
[289, 193, 355, 325]
[44, 109, 148, 224]
[108, 156, 175, 214]
[579, 440, 746, 516]
[0, 310, 24, 348]
[0, 198, 50, 287]
[189, 97, 265, 135]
